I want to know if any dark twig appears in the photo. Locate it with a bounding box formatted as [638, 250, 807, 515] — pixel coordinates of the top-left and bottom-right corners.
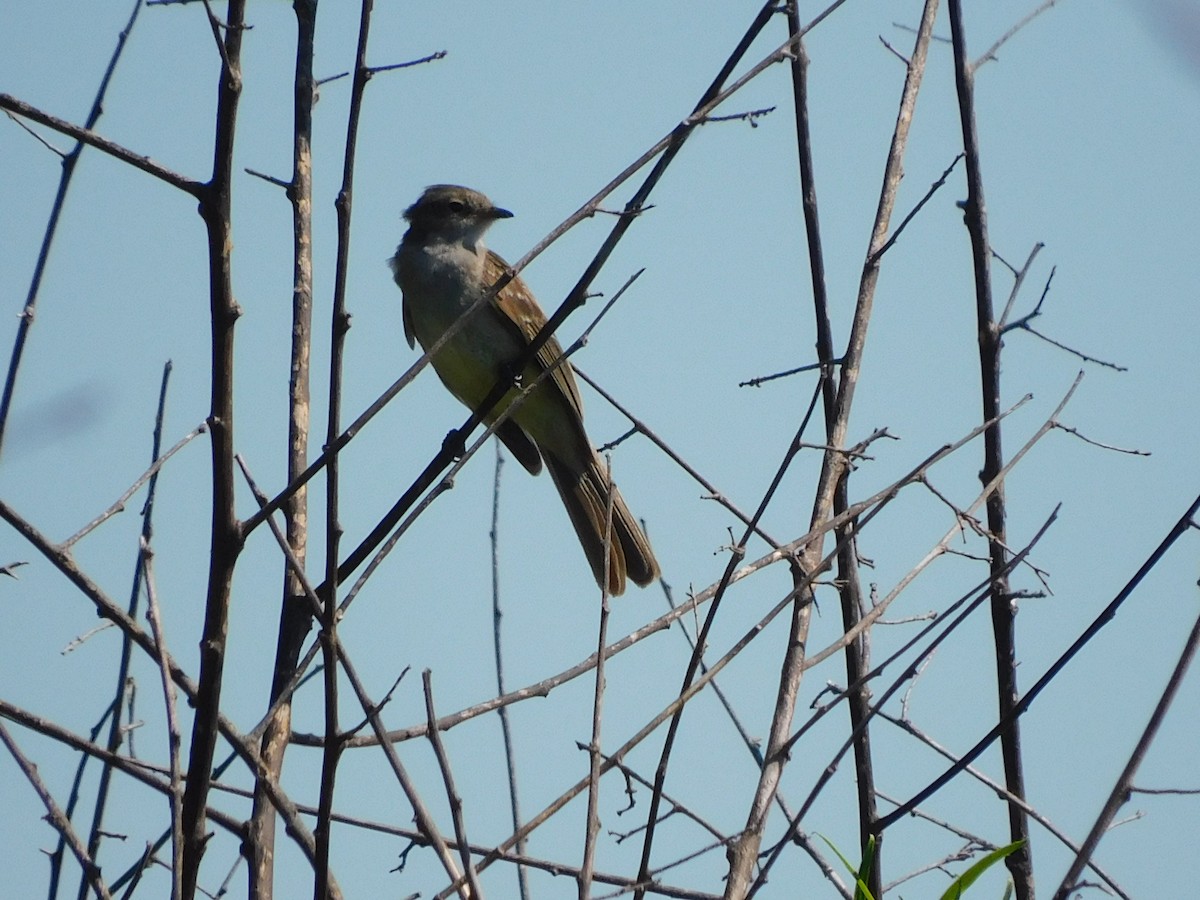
[0, 94, 202, 195]
[1053, 602, 1200, 899]
[179, 1, 247, 892]
[947, 1, 1033, 891]
[76, 361, 173, 900]
[738, 358, 831, 388]
[878, 711, 1132, 899]
[366, 50, 447, 75]
[876, 492, 1200, 832]
[1, 723, 114, 900]
[867, 153, 964, 266]
[996, 243, 1043, 329]
[699, 105, 776, 127]
[141, 538, 184, 899]
[581, 459, 616, 898]
[489, 446, 530, 899]
[1052, 423, 1149, 456]
[1016, 324, 1129, 371]
[243, 167, 289, 189]
[749, 510, 1058, 896]
[423, 672, 483, 900]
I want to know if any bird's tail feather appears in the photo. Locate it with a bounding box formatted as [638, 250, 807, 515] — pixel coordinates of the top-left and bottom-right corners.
[544, 451, 659, 596]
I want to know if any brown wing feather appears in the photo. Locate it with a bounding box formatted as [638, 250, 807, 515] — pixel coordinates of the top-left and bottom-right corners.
[485, 251, 586, 421]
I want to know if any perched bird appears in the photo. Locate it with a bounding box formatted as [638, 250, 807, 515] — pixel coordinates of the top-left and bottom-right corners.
[390, 185, 659, 595]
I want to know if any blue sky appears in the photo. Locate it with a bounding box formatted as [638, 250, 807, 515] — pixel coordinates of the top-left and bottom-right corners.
[2, 2, 1199, 898]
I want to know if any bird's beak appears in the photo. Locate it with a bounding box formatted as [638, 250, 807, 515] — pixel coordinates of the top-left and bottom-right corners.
[490, 205, 514, 220]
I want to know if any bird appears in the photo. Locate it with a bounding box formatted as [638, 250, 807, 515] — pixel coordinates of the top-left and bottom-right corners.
[389, 184, 659, 595]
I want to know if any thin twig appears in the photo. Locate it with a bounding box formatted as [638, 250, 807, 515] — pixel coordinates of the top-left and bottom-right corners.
[0, 93, 202, 195]
[61, 422, 206, 548]
[581, 458, 616, 898]
[423, 671, 483, 900]
[76, 361, 174, 899]
[141, 538, 184, 899]
[0, 505, 334, 879]
[699, 105, 776, 126]
[365, 50, 447, 75]
[0, 722, 115, 900]
[878, 711, 1132, 899]
[948, 0, 1033, 890]
[1052, 422, 1149, 455]
[0, 0, 146, 459]
[1016, 323, 1129, 371]
[750, 510, 1059, 895]
[867, 153, 964, 266]
[490, 445, 530, 899]
[1053, 602, 1200, 899]
[876, 491, 1200, 832]
[973, 0, 1064, 69]
[312, 396, 1028, 753]
[996, 242, 1043, 328]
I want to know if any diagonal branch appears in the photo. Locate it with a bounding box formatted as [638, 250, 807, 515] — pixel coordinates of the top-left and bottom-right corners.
[0, 0, 148, 460]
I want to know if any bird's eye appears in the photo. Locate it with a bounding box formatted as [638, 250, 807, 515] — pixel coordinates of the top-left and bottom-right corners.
[447, 200, 467, 213]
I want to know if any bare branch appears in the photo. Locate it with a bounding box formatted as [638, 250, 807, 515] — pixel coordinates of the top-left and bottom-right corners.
[0, 722, 114, 900]
[0, 94, 203, 195]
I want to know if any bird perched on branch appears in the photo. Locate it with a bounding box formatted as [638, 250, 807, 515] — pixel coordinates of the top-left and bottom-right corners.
[390, 184, 659, 595]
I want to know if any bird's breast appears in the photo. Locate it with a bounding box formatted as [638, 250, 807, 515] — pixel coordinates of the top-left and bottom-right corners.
[395, 240, 526, 410]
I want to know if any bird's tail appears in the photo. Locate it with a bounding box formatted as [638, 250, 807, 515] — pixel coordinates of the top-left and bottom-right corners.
[544, 450, 659, 596]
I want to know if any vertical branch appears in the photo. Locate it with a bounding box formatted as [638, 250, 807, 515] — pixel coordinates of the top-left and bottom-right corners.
[181, 3, 247, 897]
[580, 462, 615, 899]
[783, 5, 879, 894]
[142, 538, 184, 900]
[73, 361, 171, 900]
[489, 446, 530, 900]
[946, 2, 1033, 895]
[0, 0, 143, 459]
[250, 0, 318, 895]
[627, 7, 802, 894]
[724, 2, 939, 896]
[316, 1, 378, 893]
[422, 672, 483, 900]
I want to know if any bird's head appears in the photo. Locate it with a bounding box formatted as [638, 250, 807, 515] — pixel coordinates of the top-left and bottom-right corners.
[403, 184, 513, 250]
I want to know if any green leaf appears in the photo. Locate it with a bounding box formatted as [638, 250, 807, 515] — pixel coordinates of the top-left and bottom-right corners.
[938, 840, 1026, 900]
[817, 833, 877, 900]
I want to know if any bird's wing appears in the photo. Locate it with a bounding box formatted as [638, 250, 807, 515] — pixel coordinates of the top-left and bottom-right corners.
[390, 250, 418, 349]
[401, 295, 417, 349]
[484, 250, 586, 420]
